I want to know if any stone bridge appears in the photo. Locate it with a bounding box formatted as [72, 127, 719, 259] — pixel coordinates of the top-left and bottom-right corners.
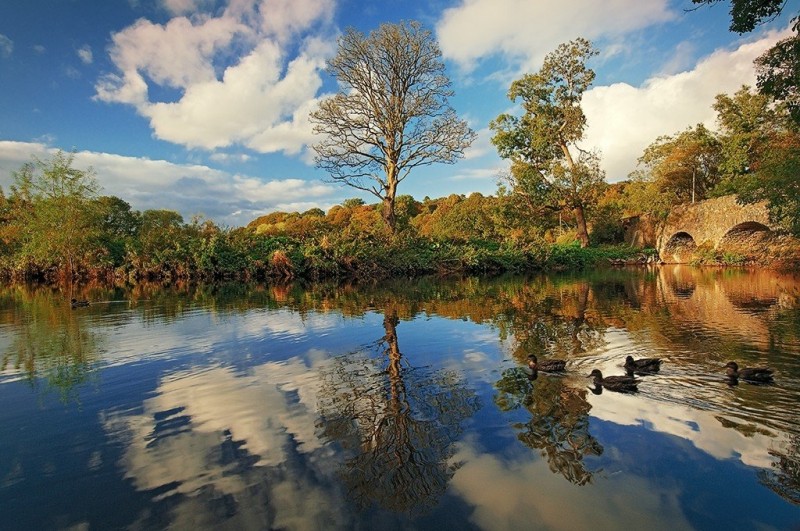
[656, 195, 776, 263]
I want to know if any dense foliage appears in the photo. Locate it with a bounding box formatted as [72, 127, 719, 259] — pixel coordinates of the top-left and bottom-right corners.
[0, 152, 643, 283]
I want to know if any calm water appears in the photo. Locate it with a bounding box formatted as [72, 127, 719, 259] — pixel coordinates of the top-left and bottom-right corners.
[1, 266, 800, 530]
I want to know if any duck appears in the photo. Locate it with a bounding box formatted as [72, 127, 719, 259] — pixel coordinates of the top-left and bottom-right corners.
[725, 361, 773, 384]
[527, 354, 566, 372]
[70, 298, 90, 308]
[588, 369, 640, 393]
[624, 355, 662, 375]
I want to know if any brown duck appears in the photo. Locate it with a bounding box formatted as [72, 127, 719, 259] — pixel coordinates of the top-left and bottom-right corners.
[527, 354, 566, 372]
[588, 369, 640, 393]
[624, 355, 662, 375]
[725, 361, 773, 383]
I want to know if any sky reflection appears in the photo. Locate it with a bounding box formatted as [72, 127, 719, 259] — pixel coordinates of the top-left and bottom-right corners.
[1, 269, 799, 529]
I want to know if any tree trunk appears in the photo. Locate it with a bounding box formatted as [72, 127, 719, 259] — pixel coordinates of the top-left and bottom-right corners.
[574, 204, 590, 248]
[560, 141, 590, 248]
[382, 195, 397, 234]
[384, 312, 401, 374]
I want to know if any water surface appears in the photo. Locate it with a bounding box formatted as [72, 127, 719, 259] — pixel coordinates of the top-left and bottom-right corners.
[1, 266, 799, 530]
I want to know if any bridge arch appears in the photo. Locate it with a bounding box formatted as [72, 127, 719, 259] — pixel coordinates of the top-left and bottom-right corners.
[716, 221, 773, 255]
[663, 232, 697, 263]
[656, 196, 776, 261]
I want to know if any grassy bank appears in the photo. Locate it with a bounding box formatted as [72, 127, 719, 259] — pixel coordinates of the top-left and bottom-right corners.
[0, 230, 646, 284]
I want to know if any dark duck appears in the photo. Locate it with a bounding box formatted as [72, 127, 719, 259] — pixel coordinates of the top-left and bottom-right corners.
[70, 298, 90, 308]
[725, 361, 773, 384]
[588, 369, 640, 393]
[527, 354, 566, 373]
[624, 355, 662, 375]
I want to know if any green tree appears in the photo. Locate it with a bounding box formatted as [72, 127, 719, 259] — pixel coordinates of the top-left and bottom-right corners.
[621, 170, 675, 221]
[128, 209, 193, 276]
[755, 33, 800, 124]
[713, 86, 785, 180]
[692, 0, 800, 124]
[309, 21, 475, 234]
[708, 86, 800, 234]
[10, 150, 101, 278]
[637, 124, 721, 204]
[95, 195, 140, 267]
[737, 137, 800, 235]
[490, 38, 605, 248]
[691, 0, 788, 33]
[0, 187, 20, 262]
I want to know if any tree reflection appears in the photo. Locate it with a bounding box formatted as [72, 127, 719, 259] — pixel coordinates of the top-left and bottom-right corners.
[760, 434, 800, 504]
[316, 309, 480, 513]
[510, 280, 607, 365]
[495, 368, 602, 485]
[1, 288, 101, 400]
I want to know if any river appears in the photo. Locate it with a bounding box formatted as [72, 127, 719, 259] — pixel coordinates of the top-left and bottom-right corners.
[1, 266, 799, 530]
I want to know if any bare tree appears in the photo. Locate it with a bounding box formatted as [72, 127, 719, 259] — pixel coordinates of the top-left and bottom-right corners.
[309, 21, 475, 233]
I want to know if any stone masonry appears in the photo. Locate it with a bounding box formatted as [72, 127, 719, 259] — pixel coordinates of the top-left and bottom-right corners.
[656, 195, 774, 263]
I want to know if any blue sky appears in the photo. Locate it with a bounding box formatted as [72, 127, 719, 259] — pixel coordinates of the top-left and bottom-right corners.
[0, 0, 794, 226]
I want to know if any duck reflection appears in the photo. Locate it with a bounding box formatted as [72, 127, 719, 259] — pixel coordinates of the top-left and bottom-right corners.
[316, 308, 480, 513]
[494, 368, 602, 485]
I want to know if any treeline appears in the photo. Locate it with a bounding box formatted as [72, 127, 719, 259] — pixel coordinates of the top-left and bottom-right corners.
[0, 152, 637, 283]
[494, 77, 800, 243]
[1, 83, 797, 284]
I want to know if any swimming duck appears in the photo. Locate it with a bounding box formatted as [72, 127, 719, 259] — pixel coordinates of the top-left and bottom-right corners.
[725, 361, 773, 383]
[588, 369, 639, 393]
[624, 355, 662, 374]
[527, 354, 566, 372]
[70, 298, 90, 308]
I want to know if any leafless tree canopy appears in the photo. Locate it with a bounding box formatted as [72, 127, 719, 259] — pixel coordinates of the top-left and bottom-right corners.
[309, 21, 475, 231]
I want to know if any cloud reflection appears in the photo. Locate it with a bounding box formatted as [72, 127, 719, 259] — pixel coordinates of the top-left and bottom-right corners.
[102, 354, 350, 528]
[587, 391, 777, 468]
[448, 438, 693, 531]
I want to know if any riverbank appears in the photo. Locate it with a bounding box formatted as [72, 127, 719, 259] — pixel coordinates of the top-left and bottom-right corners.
[0, 235, 648, 284]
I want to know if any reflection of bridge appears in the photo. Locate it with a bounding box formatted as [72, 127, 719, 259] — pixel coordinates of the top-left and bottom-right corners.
[657, 196, 775, 263]
[656, 265, 793, 342]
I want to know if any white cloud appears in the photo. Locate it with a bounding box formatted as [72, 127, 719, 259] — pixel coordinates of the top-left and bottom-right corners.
[159, 0, 214, 16]
[448, 166, 501, 182]
[96, 15, 245, 104]
[209, 152, 252, 163]
[583, 28, 789, 181]
[436, 0, 675, 73]
[658, 40, 696, 76]
[77, 44, 93, 64]
[0, 141, 337, 226]
[64, 66, 81, 79]
[0, 34, 13, 58]
[95, 0, 335, 155]
[462, 126, 493, 161]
